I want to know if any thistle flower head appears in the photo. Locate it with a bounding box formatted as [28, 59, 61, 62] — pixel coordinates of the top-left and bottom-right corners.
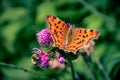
[36, 28, 53, 45]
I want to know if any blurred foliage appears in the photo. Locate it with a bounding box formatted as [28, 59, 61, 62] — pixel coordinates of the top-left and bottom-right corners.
[0, 0, 120, 80]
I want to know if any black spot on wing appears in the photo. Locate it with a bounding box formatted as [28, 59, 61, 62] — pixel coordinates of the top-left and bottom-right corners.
[54, 30, 57, 34]
[81, 39, 84, 43]
[90, 30, 93, 32]
[62, 24, 65, 27]
[56, 26, 59, 28]
[84, 30, 87, 33]
[83, 35, 85, 38]
[80, 30, 81, 33]
[60, 28, 62, 30]
[77, 38, 79, 40]
[58, 21, 61, 24]
[86, 35, 88, 37]
[60, 32, 62, 34]
[77, 41, 82, 44]
[54, 23, 57, 26]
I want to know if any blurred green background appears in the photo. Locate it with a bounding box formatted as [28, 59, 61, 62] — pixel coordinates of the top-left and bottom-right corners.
[0, 0, 120, 80]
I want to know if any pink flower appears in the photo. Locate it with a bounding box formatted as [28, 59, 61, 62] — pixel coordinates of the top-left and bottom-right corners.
[49, 59, 65, 69]
[56, 53, 66, 63]
[79, 40, 94, 55]
[36, 28, 53, 45]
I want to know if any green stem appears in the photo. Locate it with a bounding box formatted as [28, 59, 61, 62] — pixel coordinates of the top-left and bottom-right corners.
[67, 57, 76, 80]
[78, 0, 110, 21]
[58, 50, 76, 80]
[83, 55, 96, 80]
[78, 0, 99, 14]
[0, 62, 50, 80]
[85, 61, 96, 80]
[94, 58, 110, 80]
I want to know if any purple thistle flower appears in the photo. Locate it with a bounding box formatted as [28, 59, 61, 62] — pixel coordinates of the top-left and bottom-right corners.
[36, 28, 53, 45]
[56, 53, 66, 63]
[39, 52, 50, 62]
[32, 48, 50, 68]
[39, 61, 49, 68]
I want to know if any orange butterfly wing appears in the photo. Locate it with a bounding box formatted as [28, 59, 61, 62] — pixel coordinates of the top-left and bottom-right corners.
[46, 15, 69, 49]
[66, 29, 100, 54]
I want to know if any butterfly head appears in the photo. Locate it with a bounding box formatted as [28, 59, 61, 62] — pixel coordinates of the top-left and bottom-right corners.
[67, 23, 72, 28]
[67, 23, 76, 29]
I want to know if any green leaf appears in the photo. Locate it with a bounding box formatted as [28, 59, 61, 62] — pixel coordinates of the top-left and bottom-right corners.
[1, 22, 25, 53]
[1, 57, 33, 79]
[0, 8, 27, 24]
[36, 1, 56, 25]
[83, 14, 104, 29]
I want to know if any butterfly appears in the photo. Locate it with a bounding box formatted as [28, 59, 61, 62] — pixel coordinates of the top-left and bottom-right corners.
[46, 15, 100, 54]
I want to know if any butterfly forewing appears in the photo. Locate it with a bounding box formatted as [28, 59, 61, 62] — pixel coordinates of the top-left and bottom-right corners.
[46, 15, 69, 49]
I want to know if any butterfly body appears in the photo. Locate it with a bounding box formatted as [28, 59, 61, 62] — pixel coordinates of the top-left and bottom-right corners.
[46, 15, 100, 54]
[65, 26, 75, 46]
